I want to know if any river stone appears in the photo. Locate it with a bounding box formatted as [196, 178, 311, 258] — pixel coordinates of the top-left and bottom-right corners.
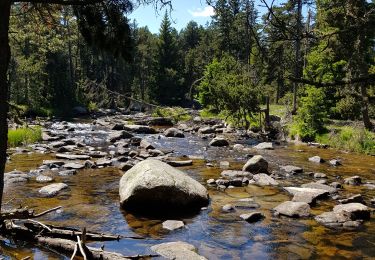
[253, 142, 274, 150]
[314, 172, 327, 178]
[5, 171, 30, 184]
[59, 169, 77, 176]
[35, 175, 54, 183]
[330, 182, 343, 189]
[301, 182, 337, 194]
[64, 162, 85, 170]
[315, 211, 350, 227]
[164, 128, 185, 138]
[234, 198, 260, 209]
[338, 194, 365, 204]
[222, 204, 235, 212]
[280, 165, 303, 174]
[50, 141, 66, 148]
[198, 126, 215, 134]
[43, 160, 65, 166]
[109, 131, 132, 142]
[333, 203, 370, 220]
[344, 176, 362, 185]
[285, 187, 329, 205]
[166, 160, 193, 167]
[123, 124, 156, 134]
[253, 173, 279, 186]
[209, 137, 229, 147]
[162, 220, 185, 231]
[56, 154, 90, 160]
[240, 212, 265, 223]
[329, 159, 342, 166]
[242, 155, 268, 173]
[221, 170, 252, 179]
[273, 201, 311, 217]
[309, 156, 325, 163]
[119, 159, 209, 213]
[39, 183, 68, 196]
[151, 241, 207, 260]
[140, 139, 154, 150]
[96, 158, 112, 167]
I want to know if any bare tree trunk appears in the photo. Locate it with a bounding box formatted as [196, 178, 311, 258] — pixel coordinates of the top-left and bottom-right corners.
[292, 0, 303, 114]
[0, 0, 11, 213]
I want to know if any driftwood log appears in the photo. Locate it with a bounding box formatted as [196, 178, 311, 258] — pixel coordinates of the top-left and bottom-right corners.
[0, 206, 157, 259]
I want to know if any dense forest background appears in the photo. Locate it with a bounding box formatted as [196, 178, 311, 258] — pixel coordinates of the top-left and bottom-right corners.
[8, 1, 375, 139]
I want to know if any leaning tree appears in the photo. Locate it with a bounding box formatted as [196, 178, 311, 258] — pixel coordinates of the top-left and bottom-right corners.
[0, 0, 171, 212]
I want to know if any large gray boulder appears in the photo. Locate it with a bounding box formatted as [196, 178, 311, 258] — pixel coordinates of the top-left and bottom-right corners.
[242, 155, 268, 173]
[119, 159, 209, 214]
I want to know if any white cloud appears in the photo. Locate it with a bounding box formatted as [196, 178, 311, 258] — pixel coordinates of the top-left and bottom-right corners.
[189, 6, 215, 17]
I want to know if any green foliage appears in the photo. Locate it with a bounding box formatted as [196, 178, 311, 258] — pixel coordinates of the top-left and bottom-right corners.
[292, 87, 327, 141]
[197, 54, 260, 129]
[88, 101, 98, 112]
[316, 126, 375, 155]
[152, 107, 192, 123]
[8, 127, 42, 147]
[333, 96, 361, 120]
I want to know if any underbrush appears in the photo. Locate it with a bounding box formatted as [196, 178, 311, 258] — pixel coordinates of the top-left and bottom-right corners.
[152, 107, 192, 123]
[316, 126, 375, 155]
[8, 126, 42, 147]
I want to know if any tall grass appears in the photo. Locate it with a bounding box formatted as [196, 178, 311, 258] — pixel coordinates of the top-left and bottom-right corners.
[8, 126, 42, 147]
[316, 126, 375, 155]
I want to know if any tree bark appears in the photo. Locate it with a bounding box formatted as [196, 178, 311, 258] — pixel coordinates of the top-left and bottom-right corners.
[292, 0, 302, 114]
[0, 0, 11, 213]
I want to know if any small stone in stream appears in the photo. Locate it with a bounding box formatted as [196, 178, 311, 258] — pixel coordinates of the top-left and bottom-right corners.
[314, 172, 327, 178]
[36, 175, 54, 183]
[273, 201, 311, 218]
[222, 204, 235, 212]
[59, 169, 77, 176]
[207, 179, 216, 185]
[164, 128, 185, 138]
[234, 198, 260, 209]
[285, 187, 329, 204]
[280, 165, 303, 174]
[316, 179, 328, 185]
[221, 170, 252, 178]
[253, 173, 279, 186]
[371, 198, 375, 205]
[339, 194, 365, 204]
[149, 149, 164, 156]
[109, 130, 133, 142]
[242, 155, 268, 173]
[140, 139, 154, 150]
[162, 220, 185, 231]
[333, 203, 370, 220]
[151, 241, 207, 260]
[343, 221, 362, 228]
[215, 179, 230, 187]
[166, 160, 193, 167]
[301, 182, 337, 194]
[206, 163, 214, 167]
[129, 150, 139, 158]
[4, 171, 29, 184]
[88, 151, 108, 158]
[117, 148, 130, 156]
[56, 146, 72, 153]
[240, 212, 265, 223]
[84, 160, 96, 169]
[112, 123, 124, 130]
[329, 159, 342, 166]
[209, 137, 229, 147]
[116, 156, 129, 162]
[233, 144, 244, 150]
[219, 161, 230, 168]
[50, 141, 65, 148]
[364, 183, 375, 190]
[123, 125, 156, 134]
[193, 116, 202, 122]
[130, 137, 142, 146]
[64, 162, 85, 170]
[330, 182, 343, 189]
[253, 142, 274, 150]
[118, 162, 134, 171]
[39, 183, 68, 197]
[228, 178, 244, 187]
[56, 154, 90, 160]
[217, 185, 226, 191]
[198, 126, 215, 134]
[344, 176, 362, 185]
[309, 156, 325, 163]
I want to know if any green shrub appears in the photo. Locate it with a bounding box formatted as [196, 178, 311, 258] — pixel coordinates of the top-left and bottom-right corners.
[8, 126, 42, 147]
[293, 87, 327, 141]
[316, 126, 375, 154]
[88, 101, 98, 112]
[152, 107, 192, 123]
[333, 95, 361, 120]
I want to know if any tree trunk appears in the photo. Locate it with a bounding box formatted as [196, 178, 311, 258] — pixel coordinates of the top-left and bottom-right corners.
[292, 0, 303, 114]
[0, 0, 11, 213]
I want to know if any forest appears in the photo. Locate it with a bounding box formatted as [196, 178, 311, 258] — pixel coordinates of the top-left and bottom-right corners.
[0, 0, 374, 259]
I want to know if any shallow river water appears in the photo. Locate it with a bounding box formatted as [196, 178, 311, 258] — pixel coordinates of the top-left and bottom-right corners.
[2, 124, 375, 259]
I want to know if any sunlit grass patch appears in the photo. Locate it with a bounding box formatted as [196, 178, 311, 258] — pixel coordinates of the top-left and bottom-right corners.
[8, 126, 42, 147]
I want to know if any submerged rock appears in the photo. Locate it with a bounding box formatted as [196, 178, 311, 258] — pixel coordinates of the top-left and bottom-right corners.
[252, 173, 279, 186]
[344, 176, 362, 186]
[119, 159, 209, 214]
[301, 182, 337, 194]
[329, 159, 342, 166]
[280, 165, 303, 174]
[242, 155, 268, 173]
[36, 175, 54, 183]
[151, 241, 207, 260]
[285, 187, 329, 205]
[39, 183, 68, 196]
[64, 162, 85, 170]
[221, 170, 252, 179]
[56, 154, 90, 160]
[5, 170, 29, 185]
[273, 201, 311, 218]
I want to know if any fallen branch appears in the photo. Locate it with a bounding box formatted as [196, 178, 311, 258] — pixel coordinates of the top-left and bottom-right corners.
[1, 206, 62, 221]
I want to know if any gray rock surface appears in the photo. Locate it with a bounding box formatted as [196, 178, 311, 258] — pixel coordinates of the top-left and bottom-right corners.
[39, 183, 68, 196]
[273, 201, 311, 217]
[242, 155, 268, 173]
[151, 241, 207, 260]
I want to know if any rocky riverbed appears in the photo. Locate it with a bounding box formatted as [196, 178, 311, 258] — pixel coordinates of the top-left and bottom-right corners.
[2, 110, 375, 259]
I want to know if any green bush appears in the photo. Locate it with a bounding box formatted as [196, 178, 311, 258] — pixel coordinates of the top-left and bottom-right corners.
[8, 126, 42, 147]
[333, 95, 361, 120]
[88, 101, 98, 112]
[152, 107, 192, 123]
[292, 87, 327, 141]
[316, 126, 375, 155]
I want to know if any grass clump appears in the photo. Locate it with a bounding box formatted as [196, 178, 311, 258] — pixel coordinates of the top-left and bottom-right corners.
[8, 126, 42, 147]
[316, 126, 375, 155]
[152, 107, 192, 123]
